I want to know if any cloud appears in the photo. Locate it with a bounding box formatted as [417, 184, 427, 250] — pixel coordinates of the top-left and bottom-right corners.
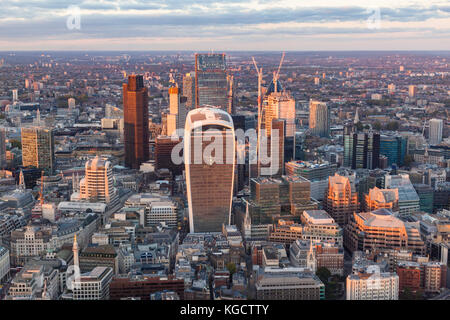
[0, 1, 449, 50]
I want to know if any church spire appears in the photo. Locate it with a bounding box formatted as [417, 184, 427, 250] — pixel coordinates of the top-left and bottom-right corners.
[18, 169, 25, 191]
[354, 107, 360, 124]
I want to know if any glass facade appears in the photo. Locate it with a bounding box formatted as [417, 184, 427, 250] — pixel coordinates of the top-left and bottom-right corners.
[195, 53, 229, 110]
[380, 135, 407, 167]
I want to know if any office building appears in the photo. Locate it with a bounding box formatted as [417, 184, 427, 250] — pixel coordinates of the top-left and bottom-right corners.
[346, 269, 399, 300]
[343, 125, 380, 169]
[384, 174, 420, 215]
[184, 107, 235, 232]
[285, 160, 337, 201]
[195, 53, 229, 110]
[110, 275, 185, 300]
[245, 176, 318, 227]
[79, 245, 119, 274]
[167, 86, 188, 136]
[259, 118, 285, 177]
[285, 160, 337, 181]
[0, 128, 6, 168]
[183, 72, 195, 109]
[309, 100, 329, 137]
[429, 118, 443, 145]
[78, 156, 118, 205]
[364, 187, 399, 213]
[0, 246, 9, 282]
[268, 210, 343, 247]
[434, 183, 450, 212]
[263, 91, 296, 138]
[255, 269, 324, 300]
[323, 173, 359, 226]
[123, 75, 149, 169]
[345, 208, 425, 255]
[380, 134, 407, 167]
[408, 85, 417, 98]
[10, 226, 52, 266]
[413, 184, 434, 213]
[155, 135, 183, 175]
[21, 127, 55, 173]
[72, 266, 114, 300]
[144, 200, 178, 227]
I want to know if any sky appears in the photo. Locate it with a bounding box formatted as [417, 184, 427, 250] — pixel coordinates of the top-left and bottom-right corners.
[0, 0, 449, 51]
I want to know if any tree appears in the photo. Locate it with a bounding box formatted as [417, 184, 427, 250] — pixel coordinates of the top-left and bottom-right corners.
[403, 154, 414, 167]
[385, 121, 399, 131]
[316, 267, 331, 284]
[226, 262, 236, 275]
[355, 122, 363, 131]
[10, 139, 21, 149]
[373, 121, 382, 131]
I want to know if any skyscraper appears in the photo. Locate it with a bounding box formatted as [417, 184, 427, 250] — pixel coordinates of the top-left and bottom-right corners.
[182, 72, 195, 109]
[195, 53, 229, 110]
[264, 91, 296, 138]
[343, 124, 380, 169]
[184, 107, 235, 232]
[380, 134, 407, 167]
[78, 156, 118, 206]
[259, 119, 285, 177]
[123, 75, 149, 169]
[309, 100, 329, 138]
[429, 118, 443, 145]
[0, 128, 6, 168]
[408, 85, 417, 98]
[21, 127, 55, 174]
[167, 86, 187, 136]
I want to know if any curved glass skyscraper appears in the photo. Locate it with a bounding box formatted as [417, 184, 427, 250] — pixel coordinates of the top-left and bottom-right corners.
[184, 107, 235, 233]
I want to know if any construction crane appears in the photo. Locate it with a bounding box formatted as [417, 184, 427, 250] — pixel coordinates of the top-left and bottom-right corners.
[273, 52, 285, 93]
[251, 56, 263, 181]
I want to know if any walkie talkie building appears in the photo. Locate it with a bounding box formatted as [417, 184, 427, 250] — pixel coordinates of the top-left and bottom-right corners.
[184, 107, 235, 233]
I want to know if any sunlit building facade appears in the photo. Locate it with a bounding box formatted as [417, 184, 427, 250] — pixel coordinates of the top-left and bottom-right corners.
[195, 53, 229, 111]
[364, 187, 399, 213]
[184, 107, 235, 232]
[123, 75, 149, 169]
[344, 208, 425, 255]
[21, 127, 55, 173]
[323, 173, 359, 226]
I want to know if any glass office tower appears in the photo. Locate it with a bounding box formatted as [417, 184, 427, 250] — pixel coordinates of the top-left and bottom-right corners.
[184, 107, 235, 232]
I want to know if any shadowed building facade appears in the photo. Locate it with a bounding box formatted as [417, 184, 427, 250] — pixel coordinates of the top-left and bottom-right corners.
[123, 75, 149, 169]
[184, 107, 235, 232]
[309, 100, 329, 138]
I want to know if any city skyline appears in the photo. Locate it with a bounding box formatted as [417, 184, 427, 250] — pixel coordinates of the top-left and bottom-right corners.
[0, 1, 448, 303]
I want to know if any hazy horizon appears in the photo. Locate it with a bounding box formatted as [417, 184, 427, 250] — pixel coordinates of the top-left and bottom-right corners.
[1, 0, 449, 51]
